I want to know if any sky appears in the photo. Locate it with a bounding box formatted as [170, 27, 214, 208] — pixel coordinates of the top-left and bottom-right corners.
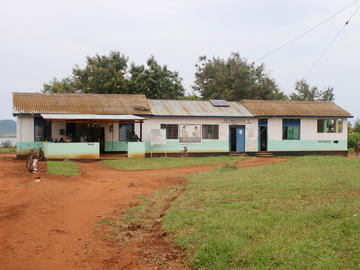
[1, 0, 359, 120]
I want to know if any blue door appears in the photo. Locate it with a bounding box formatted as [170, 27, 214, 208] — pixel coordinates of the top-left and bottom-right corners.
[236, 127, 245, 152]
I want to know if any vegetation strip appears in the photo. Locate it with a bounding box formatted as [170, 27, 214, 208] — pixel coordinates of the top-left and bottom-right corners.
[47, 161, 79, 176]
[0, 147, 16, 153]
[94, 184, 189, 268]
[103, 156, 246, 170]
[163, 156, 360, 269]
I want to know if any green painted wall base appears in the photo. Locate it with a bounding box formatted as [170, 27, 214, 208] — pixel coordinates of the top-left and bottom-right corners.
[146, 140, 229, 154]
[268, 140, 347, 151]
[44, 142, 100, 159]
[105, 141, 128, 152]
[128, 142, 146, 158]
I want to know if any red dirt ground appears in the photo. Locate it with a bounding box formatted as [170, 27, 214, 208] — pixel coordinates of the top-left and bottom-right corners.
[0, 154, 287, 270]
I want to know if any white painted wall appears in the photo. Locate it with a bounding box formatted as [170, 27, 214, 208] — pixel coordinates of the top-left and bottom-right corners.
[267, 118, 282, 141]
[141, 117, 258, 152]
[268, 118, 347, 141]
[51, 122, 66, 141]
[301, 118, 347, 140]
[17, 116, 34, 143]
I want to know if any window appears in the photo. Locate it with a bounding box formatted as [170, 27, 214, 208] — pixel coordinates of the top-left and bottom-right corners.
[161, 124, 178, 139]
[202, 125, 219, 139]
[119, 123, 133, 141]
[34, 117, 51, 142]
[282, 119, 300, 140]
[317, 119, 343, 133]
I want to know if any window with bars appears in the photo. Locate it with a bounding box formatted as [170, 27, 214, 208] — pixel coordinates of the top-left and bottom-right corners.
[202, 125, 219, 139]
[119, 123, 133, 141]
[160, 124, 178, 139]
[282, 119, 300, 140]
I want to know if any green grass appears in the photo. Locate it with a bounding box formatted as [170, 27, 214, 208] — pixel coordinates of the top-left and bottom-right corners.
[104, 156, 246, 170]
[47, 161, 79, 176]
[0, 147, 16, 153]
[163, 156, 360, 269]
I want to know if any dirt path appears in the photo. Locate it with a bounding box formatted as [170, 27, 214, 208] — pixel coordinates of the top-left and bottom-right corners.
[0, 155, 287, 270]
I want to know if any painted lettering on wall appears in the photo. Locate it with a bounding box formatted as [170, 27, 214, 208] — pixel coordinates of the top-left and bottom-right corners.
[318, 140, 332, 143]
[223, 119, 251, 124]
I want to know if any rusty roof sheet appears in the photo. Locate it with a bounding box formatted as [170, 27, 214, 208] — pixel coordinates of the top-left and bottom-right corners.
[13, 92, 151, 115]
[240, 99, 352, 117]
[149, 99, 253, 117]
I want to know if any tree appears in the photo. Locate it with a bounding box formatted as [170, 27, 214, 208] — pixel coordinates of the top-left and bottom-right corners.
[128, 56, 185, 99]
[192, 52, 287, 100]
[289, 79, 335, 101]
[42, 51, 185, 99]
[72, 51, 129, 94]
[353, 119, 360, 133]
[43, 77, 76, 93]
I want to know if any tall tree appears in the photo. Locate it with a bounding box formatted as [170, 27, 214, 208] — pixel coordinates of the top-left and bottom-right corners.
[128, 56, 185, 99]
[72, 51, 129, 94]
[42, 51, 185, 99]
[289, 79, 335, 101]
[193, 52, 286, 100]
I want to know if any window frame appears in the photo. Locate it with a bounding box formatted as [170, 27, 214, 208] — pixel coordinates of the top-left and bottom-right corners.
[282, 119, 300, 140]
[119, 123, 134, 141]
[317, 119, 343, 133]
[160, 124, 179, 140]
[202, 124, 219, 140]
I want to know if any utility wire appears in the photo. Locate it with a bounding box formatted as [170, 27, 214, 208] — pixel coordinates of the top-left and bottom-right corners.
[254, 0, 359, 63]
[303, 4, 360, 78]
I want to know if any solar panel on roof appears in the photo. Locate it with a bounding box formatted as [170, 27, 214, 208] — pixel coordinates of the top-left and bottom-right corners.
[210, 100, 230, 107]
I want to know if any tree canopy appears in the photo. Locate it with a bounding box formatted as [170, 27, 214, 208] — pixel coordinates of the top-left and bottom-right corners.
[192, 52, 287, 101]
[289, 79, 335, 101]
[42, 51, 185, 99]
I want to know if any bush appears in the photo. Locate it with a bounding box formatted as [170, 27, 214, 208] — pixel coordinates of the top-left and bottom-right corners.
[348, 132, 360, 148]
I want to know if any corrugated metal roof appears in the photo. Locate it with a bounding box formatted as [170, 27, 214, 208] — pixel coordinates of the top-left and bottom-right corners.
[240, 99, 352, 117]
[149, 99, 253, 117]
[41, 114, 145, 120]
[13, 93, 151, 115]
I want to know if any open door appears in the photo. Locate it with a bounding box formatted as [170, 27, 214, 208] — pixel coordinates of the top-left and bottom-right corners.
[229, 125, 245, 152]
[258, 119, 268, 151]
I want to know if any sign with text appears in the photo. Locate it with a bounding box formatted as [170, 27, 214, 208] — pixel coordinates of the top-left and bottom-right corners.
[150, 129, 166, 146]
[179, 124, 201, 143]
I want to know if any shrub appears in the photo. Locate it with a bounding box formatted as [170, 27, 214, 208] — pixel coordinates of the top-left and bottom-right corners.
[348, 132, 360, 148]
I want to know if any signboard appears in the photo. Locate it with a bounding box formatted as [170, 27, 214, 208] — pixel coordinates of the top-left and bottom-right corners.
[179, 124, 201, 143]
[150, 129, 166, 146]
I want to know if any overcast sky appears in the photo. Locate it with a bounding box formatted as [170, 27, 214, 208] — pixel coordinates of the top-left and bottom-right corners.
[1, 0, 359, 120]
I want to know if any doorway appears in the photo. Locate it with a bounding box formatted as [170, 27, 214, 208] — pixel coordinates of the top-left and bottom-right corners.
[229, 125, 245, 152]
[258, 119, 268, 151]
[96, 127, 105, 153]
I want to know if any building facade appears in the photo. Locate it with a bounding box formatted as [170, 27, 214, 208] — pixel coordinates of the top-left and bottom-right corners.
[13, 93, 352, 159]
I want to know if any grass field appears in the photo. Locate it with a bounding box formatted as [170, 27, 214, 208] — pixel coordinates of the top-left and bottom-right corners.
[0, 147, 16, 153]
[47, 161, 79, 176]
[104, 156, 246, 170]
[163, 156, 360, 269]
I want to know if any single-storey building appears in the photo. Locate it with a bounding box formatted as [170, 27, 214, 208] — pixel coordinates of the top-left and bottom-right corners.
[13, 92, 352, 159]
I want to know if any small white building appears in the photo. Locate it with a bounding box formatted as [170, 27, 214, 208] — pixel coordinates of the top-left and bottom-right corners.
[13, 93, 352, 159]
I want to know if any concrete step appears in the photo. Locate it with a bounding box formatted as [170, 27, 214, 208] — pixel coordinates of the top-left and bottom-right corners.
[230, 152, 248, 156]
[256, 152, 274, 157]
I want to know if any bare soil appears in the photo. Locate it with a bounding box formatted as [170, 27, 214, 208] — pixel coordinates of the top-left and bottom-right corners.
[0, 154, 287, 270]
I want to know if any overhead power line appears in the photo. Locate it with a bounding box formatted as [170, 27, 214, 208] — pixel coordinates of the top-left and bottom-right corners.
[254, 0, 359, 63]
[303, 4, 360, 78]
